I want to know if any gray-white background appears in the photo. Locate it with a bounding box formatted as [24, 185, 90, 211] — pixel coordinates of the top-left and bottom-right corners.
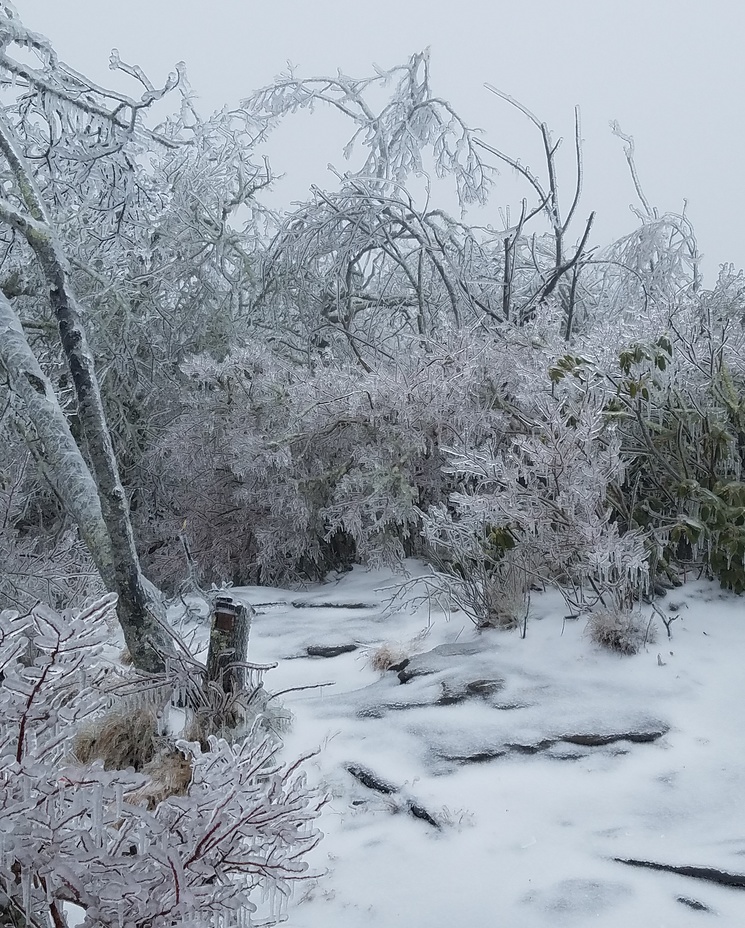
[25, 1, 744, 279]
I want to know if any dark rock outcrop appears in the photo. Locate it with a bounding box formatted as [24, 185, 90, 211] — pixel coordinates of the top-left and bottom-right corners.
[306, 644, 358, 658]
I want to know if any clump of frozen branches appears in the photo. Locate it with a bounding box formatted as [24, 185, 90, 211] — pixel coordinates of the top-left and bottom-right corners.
[245, 51, 492, 207]
[144, 334, 511, 587]
[0, 594, 323, 928]
[422, 376, 650, 629]
[0, 518, 102, 612]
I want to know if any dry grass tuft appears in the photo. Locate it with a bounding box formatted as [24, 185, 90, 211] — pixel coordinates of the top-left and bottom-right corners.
[369, 643, 410, 672]
[475, 575, 529, 630]
[128, 747, 193, 809]
[368, 627, 431, 672]
[587, 609, 655, 655]
[71, 707, 159, 771]
[478, 604, 521, 631]
[72, 707, 193, 809]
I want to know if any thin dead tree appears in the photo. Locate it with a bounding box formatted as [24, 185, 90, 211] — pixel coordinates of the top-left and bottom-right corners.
[474, 87, 595, 333]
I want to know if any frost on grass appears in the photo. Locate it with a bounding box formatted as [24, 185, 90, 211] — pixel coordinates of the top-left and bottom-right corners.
[368, 626, 430, 671]
[0, 594, 324, 928]
[586, 608, 656, 655]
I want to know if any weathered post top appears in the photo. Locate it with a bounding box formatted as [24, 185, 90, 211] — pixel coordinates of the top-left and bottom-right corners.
[213, 596, 241, 632]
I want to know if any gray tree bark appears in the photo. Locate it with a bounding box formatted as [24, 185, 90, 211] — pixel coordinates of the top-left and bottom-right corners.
[0, 294, 116, 588]
[0, 117, 169, 673]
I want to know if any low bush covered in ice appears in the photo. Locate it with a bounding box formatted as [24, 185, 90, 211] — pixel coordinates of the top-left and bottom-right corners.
[0, 595, 323, 928]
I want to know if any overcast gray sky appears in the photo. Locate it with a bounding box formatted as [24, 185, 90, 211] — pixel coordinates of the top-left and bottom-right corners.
[24, 0, 745, 281]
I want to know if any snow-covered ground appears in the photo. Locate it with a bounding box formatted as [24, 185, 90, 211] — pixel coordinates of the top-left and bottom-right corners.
[218, 564, 745, 926]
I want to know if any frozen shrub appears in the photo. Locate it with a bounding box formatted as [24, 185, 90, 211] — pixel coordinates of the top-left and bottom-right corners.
[422, 378, 650, 627]
[143, 337, 509, 587]
[0, 594, 323, 928]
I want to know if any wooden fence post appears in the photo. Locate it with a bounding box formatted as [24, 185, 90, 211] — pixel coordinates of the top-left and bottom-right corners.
[205, 595, 252, 695]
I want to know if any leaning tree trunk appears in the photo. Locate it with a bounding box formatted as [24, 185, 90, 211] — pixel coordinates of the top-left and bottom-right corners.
[0, 117, 169, 673]
[0, 294, 116, 588]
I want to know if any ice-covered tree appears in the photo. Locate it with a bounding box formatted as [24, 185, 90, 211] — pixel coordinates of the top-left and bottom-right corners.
[0, 4, 268, 667]
[0, 3, 192, 667]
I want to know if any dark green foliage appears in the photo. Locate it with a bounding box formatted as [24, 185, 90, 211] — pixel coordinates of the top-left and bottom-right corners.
[608, 325, 745, 595]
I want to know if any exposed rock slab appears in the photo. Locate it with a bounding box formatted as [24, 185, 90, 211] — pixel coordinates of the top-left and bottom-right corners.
[615, 857, 745, 888]
[345, 762, 440, 829]
[396, 641, 489, 683]
[439, 724, 668, 766]
[677, 896, 715, 912]
[306, 644, 358, 658]
[292, 600, 376, 609]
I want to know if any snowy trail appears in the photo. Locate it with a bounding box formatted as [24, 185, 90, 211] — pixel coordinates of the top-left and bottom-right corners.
[225, 565, 745, 926]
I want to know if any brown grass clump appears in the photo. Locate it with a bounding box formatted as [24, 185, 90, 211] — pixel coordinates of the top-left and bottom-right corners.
[71, 707, 159, 771]
[477, 604, 521, 631]
[128, 747, 193, 809]
[587, 609, 655, 655]
[71, 707, 193, 809]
